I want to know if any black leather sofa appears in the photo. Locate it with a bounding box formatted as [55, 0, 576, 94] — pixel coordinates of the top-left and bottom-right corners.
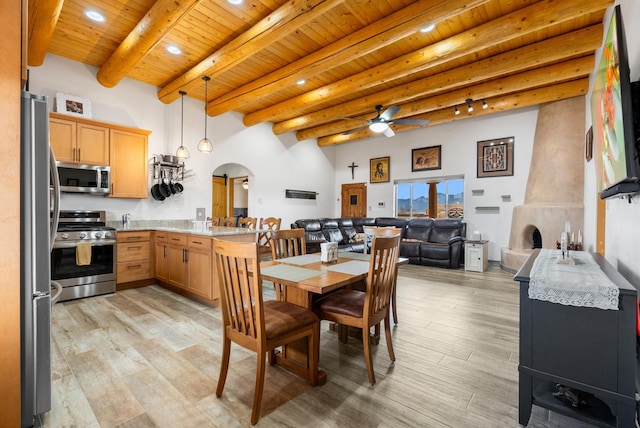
[292, 217, 466, 269]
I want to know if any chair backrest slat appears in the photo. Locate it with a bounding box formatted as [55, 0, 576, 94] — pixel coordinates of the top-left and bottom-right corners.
[213, 239, 264, 345]
[365, 235, 400, 319]
[271, 229, 306, 260]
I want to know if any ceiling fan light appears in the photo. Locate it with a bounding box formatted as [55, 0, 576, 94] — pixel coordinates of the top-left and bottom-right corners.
[454, 106, 460, 115]
[482, 100, 488, 109]
[369, 122, 388, 133]
[467, 104, 473, 113]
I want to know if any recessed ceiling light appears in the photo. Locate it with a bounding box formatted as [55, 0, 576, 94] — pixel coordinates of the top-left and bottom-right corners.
[297, 79, 306, 85]
[84, 10, 105, 23]
[228, 0, 243, 5]
[167, 45, 182, 55]
[420, 24, 435, 33]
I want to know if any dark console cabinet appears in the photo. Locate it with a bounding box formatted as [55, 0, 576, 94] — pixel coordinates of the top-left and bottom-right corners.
[516, 250, 638, 427]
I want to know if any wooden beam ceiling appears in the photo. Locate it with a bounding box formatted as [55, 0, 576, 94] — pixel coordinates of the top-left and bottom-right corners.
[31, 0, 614, 146]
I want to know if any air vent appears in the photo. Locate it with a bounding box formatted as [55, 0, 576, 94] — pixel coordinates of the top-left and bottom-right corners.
[285, 189, 318, 200]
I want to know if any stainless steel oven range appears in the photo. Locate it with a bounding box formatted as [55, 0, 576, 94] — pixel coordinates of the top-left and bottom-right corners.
[51, 210, 116, 302]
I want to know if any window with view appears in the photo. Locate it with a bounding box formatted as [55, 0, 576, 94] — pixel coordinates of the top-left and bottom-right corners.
[395, 177, 464, 219]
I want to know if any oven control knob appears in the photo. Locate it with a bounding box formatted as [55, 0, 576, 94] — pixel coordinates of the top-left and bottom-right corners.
[61, 233, 69, 240]
[94, 232, 103, 239]
[78, 232, 87, 239]
[104, 232, 112, 239]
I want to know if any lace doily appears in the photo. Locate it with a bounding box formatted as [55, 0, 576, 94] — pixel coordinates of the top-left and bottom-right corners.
[528, 249, 619, 310]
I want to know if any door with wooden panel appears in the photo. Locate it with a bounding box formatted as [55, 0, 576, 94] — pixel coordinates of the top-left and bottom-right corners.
[77, 123, 109, 165]
[341, 183, 367, 217]
[109, 129, 148, 198]
[211, 176, 227, 218]
[49, 117, 76, 162]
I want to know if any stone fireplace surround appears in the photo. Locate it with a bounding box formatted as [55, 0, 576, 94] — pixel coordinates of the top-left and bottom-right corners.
[501, 97, 585, 272]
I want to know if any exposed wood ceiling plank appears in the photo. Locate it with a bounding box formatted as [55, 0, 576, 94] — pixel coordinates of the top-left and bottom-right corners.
[157, 0, 346, 104]
[297, 56, 594, 140]
[96, 0, 201, 88]
[27, 0, 64, 66]
[205, 0, 492, 117]
[242, 0, 612, 127]
[316, 79, 590, 146]
[280, 25, 602, 136]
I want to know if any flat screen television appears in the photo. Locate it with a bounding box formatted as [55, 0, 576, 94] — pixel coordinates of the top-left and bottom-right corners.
[590, 5, 640, 200]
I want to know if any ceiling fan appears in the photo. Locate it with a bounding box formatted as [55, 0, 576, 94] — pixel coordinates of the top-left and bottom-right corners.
[342, 105, 430, 137]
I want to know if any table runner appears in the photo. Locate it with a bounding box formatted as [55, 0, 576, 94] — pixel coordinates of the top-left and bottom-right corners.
[528, 249, 619, 310]
[325, 260, 370, 276]
[261, 264, 322, 282]
[278, 254, 321, 265]
[338, 252, 371, 261]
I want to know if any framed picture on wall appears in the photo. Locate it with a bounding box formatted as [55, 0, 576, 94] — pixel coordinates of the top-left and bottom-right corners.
[370, 156, 390, 183]
[55, 92, 92, 119]
[477, 137, 514, 178]
[411, 145, 441, 171]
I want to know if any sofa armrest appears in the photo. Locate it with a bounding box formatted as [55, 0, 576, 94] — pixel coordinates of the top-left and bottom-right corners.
[448, 236, 464, 245]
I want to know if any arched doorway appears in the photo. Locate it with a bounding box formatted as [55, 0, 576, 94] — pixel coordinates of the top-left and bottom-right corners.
[211, 163, 253, 221]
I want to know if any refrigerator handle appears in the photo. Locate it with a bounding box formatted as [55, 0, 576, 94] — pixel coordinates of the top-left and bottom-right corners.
[50, 281, 62, 304]
[49, 146, 60, 253]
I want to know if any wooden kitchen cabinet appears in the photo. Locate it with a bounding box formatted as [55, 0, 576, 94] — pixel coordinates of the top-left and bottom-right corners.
[154, 232, 169, 282]
[109, 128, 149, 198]
[50, 113, 109, 165]
[167, 233, 189, 289]
[187, 236, 213, 299]
[49, 112, 151, 198]
[116, 231, 152, 284]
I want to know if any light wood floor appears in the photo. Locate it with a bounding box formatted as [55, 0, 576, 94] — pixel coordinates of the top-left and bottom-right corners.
[44, 263, 596, 427]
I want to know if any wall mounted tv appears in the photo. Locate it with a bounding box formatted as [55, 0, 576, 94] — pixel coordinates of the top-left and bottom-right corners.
[590, 5, 640, 200]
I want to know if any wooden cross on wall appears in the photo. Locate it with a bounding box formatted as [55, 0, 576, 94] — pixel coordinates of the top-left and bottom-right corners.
[348, 162, 358, 179]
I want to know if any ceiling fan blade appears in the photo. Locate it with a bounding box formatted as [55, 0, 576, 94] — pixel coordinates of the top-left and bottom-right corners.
[383, 127, 395, 137]
[343, 125, 369, 135]
[379, 105, 400, 121]
[391, 118, 430, 126]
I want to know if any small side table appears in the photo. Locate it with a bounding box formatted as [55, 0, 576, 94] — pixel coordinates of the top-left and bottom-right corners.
[465, 240, 489, 272]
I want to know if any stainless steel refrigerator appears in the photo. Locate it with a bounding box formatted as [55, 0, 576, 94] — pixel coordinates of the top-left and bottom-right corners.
[21, 91, 61, 427]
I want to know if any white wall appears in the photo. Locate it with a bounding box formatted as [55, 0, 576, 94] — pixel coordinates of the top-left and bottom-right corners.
[335, 108, 537, 261]
[584, 0, 640, 287]
[28, 54, 337, 229]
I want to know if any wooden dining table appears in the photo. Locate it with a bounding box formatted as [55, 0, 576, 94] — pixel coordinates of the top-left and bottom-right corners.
[260, 251, 406, 385]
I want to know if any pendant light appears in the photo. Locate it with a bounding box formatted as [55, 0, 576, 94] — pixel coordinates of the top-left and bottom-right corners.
[176, 91, 190, 160]
[197, 75, 213, 153]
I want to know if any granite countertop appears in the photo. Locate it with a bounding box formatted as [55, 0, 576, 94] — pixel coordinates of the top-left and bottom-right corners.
[109, 220, 261, 237]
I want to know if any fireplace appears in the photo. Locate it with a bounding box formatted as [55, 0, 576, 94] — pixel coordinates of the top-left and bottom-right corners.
[501, 97, 584, 272]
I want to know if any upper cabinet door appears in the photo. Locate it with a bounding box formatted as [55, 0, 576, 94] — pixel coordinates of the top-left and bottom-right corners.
[109, 129, 148, 198]
[77, 123, 109, 165]
[49, 117, 76, 163]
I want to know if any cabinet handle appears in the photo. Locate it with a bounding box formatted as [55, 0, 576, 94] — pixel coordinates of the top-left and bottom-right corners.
[184, 249, 189, 263]
[72, 147, 76, 162]
[192, 240, 202, 244]
[77, 148, 81, 161]
[126, 236, 143, 240]
[171, 238, 181, 241]
[163, 245, 167, 258]
[127, 245, 142, 250]
[127, 264, 142, 269]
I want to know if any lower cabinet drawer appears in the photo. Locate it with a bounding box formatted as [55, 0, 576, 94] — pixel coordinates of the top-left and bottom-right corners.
[117, 241, 151, 262]
[117, 261, 151, 283]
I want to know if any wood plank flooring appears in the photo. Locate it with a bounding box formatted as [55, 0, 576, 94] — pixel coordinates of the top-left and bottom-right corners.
[44, 264, 597, 427]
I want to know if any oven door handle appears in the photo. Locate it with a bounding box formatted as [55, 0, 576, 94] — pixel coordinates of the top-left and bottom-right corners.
[53, 240, 116, 249]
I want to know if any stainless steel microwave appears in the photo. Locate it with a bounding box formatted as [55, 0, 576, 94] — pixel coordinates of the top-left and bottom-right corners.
[56, 162, 110, 194]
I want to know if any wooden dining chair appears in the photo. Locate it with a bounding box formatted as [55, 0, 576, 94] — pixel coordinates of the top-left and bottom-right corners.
[258, 217, 281, 258]
[270, 228, 306, 300]
[313, 234, 401, 385]
[207, 216, 220, 226]
[371, 227, 402, 325]
[212, 238, 319, 425]
[219, 216, 237, 227]
[238, 216, 258, 230]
